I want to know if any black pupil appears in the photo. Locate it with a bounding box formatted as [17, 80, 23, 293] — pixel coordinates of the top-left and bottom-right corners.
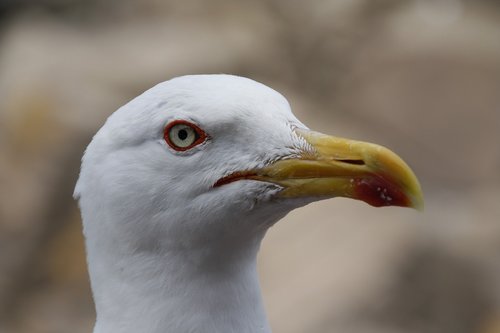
[178, 129, 188, 140]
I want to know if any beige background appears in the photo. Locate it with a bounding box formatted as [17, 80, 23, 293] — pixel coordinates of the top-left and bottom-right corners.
[1, 0, 499, 332]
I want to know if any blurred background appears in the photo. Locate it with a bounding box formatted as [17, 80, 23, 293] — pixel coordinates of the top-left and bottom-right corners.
[1, 0, 499, 332]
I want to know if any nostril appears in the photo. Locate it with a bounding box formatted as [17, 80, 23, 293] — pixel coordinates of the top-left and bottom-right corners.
[339, 159, 365, 166]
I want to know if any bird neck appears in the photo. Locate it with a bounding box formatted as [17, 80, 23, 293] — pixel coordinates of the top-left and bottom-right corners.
[85, 225, 271, 333]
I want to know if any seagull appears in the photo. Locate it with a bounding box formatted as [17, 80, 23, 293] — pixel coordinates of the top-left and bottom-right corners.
[74, 74, 423, 333]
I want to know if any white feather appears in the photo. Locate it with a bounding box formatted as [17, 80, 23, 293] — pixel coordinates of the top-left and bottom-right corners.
[75, 74, 313, 333]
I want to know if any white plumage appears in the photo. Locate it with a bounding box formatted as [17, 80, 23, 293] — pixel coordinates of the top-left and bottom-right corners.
[75, 74, 422, 333]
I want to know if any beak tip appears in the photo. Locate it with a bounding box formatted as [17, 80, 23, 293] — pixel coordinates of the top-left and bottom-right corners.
[410, 191, 425, 212]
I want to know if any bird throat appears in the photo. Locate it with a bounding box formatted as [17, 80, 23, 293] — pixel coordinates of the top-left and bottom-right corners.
[86, 223, 272, 333]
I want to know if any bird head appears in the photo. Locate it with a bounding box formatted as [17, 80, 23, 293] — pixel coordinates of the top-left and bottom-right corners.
[75, 74, 423, 253]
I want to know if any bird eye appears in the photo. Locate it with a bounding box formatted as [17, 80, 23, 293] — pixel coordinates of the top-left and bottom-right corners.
[164, 120, 207, 151]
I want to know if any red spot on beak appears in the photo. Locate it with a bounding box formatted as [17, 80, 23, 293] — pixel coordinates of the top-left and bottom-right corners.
[353, 174, 410, 208]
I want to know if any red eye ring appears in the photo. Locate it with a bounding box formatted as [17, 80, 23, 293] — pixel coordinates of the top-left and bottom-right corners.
[164, 120, 208, 151]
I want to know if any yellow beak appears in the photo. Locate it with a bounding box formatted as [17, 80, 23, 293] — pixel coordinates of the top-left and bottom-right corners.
[254, 129, 423, 210]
